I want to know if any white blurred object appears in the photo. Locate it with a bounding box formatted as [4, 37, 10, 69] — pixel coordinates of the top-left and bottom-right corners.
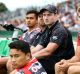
[17, 23, 29, 31]
[12, 29, 19, 39]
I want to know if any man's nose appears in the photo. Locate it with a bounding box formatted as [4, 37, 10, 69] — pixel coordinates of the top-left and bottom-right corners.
[11, 57, 16, 62]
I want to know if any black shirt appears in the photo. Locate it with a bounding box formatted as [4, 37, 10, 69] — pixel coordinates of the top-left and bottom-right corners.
[38, 21, 75, 73]
[32, 27, 47, 47]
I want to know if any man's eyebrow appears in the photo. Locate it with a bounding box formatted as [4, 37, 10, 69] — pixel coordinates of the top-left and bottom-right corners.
[10, 53, 19, 56]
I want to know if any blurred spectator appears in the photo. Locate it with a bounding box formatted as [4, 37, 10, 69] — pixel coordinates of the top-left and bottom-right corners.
[74, 5, 80, 31]
[15, 19, 29, 32]
[60, 12, 75, 28]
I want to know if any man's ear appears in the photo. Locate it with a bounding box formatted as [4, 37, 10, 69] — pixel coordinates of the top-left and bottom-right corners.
[26, 53, 31, 60]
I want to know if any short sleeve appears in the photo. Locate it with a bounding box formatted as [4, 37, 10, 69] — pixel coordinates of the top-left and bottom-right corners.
[38, 28, 50, 47]
[50, 28, 67, 45]
[38, 33, 48, 47]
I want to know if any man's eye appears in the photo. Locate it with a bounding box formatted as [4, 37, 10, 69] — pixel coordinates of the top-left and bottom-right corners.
[43, 14, 46, 16]
[26, 17, 28, 19]
[15, 55, 19, 57]
[10, 55, 13, 58]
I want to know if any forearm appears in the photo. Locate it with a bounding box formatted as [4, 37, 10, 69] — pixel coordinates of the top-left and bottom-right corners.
[67, 56, 80, 63]
[32, 48, 51, 59]
[31, 44, 43, 54]
[68, 62, 80, 67]
[67, 46, 80, 63]
[31, 48, 39, 54]
[0, 57, 9, 65]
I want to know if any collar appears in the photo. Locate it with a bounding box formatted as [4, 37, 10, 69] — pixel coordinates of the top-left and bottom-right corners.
[49, 20, 59, 30]
[17, 58, 37, 71]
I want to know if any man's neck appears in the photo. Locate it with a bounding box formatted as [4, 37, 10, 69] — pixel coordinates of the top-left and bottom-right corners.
[28, 25, 36, 32]
[48, 20, 58, 28]
[40, 25, 46, 32]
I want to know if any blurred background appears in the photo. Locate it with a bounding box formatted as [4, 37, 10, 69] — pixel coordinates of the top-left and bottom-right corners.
[0, 0, 78, 24]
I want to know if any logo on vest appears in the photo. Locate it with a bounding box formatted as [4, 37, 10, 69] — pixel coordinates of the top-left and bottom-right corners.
[52, 36, 58, 40]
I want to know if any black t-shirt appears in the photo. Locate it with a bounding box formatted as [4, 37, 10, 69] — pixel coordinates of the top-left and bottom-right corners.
[38, 26, 51, 48]
[38, 21, 75, 73]
[32, 27, 47, 47]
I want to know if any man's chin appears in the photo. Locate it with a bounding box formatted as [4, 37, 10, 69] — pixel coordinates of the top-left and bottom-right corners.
[12, 66, 17, 69]
[12, 65, 18, 69]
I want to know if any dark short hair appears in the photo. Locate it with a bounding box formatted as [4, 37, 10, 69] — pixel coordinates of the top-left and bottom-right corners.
[9, 40, 31, 54]
[26, 9, 38, 19]
[38, 9, 43, 15]
[40, 4, 58, 14]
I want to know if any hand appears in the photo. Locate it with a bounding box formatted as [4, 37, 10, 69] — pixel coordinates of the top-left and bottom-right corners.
[58, 60, 69, 71]
[55, 59, 68, 72]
